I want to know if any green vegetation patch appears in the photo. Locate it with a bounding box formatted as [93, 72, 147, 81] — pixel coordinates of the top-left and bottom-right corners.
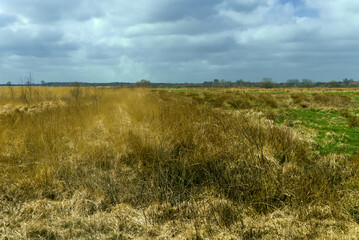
[169, 88, 204, 93]
[247, 90, 290, 94]
[278, 109, 359, 155]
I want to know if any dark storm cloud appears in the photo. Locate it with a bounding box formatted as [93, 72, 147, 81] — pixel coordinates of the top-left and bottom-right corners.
[0, 28, 79, 57]
[2, 39, 79, 58]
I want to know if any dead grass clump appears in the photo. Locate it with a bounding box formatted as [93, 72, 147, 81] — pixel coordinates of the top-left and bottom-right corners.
[290, 93, 311, 107]
[348, 115, 359, 128]
[289, 92, 353, 109]
[313, 93, 352, 107]
[26, 225, 59, 240]
[227, 97, 252, 109]
[263, 109, 278, 121]
[204, 92, 228, 107]
[341, 108, 352, 118]
[338, 108, 359, 128]
[258, 94, 278, 108]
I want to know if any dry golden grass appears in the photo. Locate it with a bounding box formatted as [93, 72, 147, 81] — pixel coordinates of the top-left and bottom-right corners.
[1, 86, 359, 239]
[176, 88, 357, 111]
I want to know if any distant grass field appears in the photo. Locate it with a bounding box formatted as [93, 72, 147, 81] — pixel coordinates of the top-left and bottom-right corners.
[174, 88, 359, 156]
[1, 86, 359, 239]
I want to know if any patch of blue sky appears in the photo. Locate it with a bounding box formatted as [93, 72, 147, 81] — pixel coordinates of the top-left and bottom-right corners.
[279, 0, 319, 18]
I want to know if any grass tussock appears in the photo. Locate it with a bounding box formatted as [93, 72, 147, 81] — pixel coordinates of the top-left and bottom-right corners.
[348, 115, 359, 128]
[1, 87, 359, 239]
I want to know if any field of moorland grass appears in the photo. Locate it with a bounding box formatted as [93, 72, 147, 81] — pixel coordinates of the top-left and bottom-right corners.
[1, 86, 359, 239]
[175, 88, 359, 156]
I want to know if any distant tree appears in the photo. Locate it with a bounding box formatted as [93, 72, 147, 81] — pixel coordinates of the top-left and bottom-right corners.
[6, 81, 11, 86]
[235, 79, 249, 87]
[71, 82, 81, 87]
[236, 80, 243, 84]
[203, 81, 213, 87]
[286, 79, 300, 86]
[261, 77, 274, 88]
[213, 79, 219, 87]
[315, 82, 325, 87]
[225, 81, 232, 88]
[325, 81, 341, 88]
[136, 79, 151, 87]
[301, 79, 314, 88]
[41, 80, 46, 86]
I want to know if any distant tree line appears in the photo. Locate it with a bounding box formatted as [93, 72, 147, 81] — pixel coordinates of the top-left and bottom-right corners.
[168, 78, 358, 88]
[1, 77, 358, 88]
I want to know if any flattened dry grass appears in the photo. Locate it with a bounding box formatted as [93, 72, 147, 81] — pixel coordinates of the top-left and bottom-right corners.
[1, 87, 359, 239]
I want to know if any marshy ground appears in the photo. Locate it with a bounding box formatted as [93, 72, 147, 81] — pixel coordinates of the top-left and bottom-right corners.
[1, 86, 359, 239]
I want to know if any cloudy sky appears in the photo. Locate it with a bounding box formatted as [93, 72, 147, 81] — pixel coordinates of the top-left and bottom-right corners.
[0, 0, 358, 83]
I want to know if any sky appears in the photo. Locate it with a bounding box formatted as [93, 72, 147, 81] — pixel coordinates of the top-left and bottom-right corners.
[0, 0, 359, 83]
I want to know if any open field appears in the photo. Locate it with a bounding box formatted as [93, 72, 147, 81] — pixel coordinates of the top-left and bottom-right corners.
[1, 86, 359, 239]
